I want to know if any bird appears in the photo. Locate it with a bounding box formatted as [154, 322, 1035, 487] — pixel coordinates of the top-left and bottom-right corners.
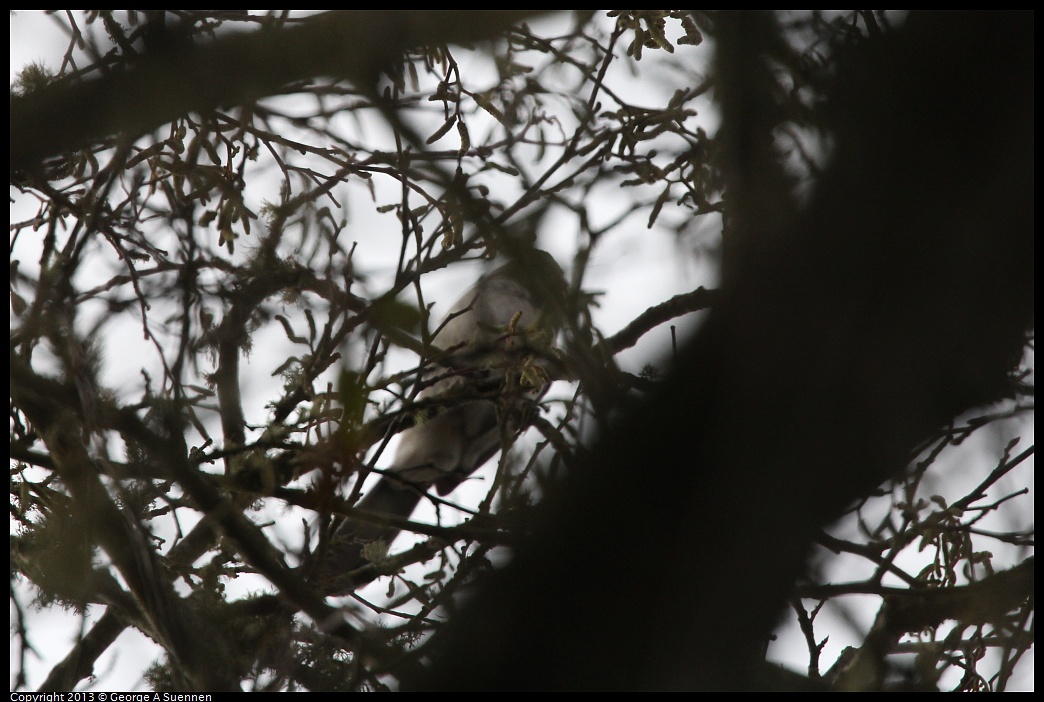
[317, 249, 565, 594]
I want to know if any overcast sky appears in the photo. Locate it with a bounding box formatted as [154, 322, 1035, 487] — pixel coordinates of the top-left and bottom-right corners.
[10, 11, 1032, 692]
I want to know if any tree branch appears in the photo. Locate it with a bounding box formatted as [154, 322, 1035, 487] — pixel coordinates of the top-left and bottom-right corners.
[11, 10, 548, 175]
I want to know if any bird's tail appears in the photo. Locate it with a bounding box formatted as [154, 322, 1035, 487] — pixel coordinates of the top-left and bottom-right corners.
[315, 477, 425, 595]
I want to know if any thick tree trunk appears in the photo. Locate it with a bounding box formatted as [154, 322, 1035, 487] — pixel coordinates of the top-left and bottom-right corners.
[416, 12, 1033, 690]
